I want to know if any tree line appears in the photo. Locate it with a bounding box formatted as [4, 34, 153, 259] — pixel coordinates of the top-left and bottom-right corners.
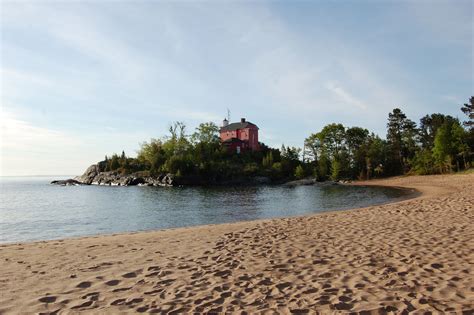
[102, 97, 473, 183]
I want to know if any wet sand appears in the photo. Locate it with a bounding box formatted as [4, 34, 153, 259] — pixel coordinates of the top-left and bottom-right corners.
[0, 173, 473, 314]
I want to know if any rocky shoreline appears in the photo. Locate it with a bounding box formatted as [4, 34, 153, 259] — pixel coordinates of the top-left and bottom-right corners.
[51, 164, 175, 187]
[51, 163, 348, 187]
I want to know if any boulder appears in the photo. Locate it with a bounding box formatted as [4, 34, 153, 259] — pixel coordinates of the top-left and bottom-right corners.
[74, 164, 101, 184]
[50, 179, 82, 186]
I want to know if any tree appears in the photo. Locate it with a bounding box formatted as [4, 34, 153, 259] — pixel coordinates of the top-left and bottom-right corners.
[419, 114, 456, 149]
[137, 139, 166, 174]
[165, 122, 189, 157]
[318, 123, 346, 159]
[401, 118, 418, 166]
[461, 96, 474, 130]
[317, 153, 330, 180]
[460, 97, 474, 160]
[262, 151, 274, 168]
[412, 149, 435, 175]
[432, 123, 452, 173]
[281, 146, 301, 162]
[366, 134, 388, 179]
[294, 165, 305, 179]
[386, 108, 418, 174]
[304, 133, 321, 163]
[109, 154, 120, 171]
[432, 119, 467, 173]
[192, 122, 220, 144]
[331, 159, 342, 180]
[346, 127, 369, 178]
[104, 155, 110, 171]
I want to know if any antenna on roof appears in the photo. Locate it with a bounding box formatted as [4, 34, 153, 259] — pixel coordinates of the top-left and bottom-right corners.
[227, 108, 231, 122]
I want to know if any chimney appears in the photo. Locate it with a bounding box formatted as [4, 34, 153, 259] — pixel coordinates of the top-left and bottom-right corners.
[241, 118, 246, 123]
[223, 118, 229, 127]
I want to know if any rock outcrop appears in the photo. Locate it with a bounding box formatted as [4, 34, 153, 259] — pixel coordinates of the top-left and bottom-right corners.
[50, 179, 83, 186]
[74, 164, 102, 185]
[51, 164, 175, 187]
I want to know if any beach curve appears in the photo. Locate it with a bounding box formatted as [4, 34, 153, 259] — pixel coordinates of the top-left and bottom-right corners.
[0, 173, 473, 313]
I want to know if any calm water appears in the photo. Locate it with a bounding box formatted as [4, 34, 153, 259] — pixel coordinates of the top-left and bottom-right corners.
[0, 176, 412, 244]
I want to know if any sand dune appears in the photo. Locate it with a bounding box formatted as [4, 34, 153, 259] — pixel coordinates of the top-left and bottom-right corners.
[0, 174, 473, 314]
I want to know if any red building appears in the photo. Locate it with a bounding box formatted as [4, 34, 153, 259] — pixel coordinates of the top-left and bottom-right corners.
[220, 118, 260, 153]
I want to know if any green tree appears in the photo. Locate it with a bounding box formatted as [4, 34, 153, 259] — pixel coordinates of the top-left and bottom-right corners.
[317, 153, 330, 180]
[331, 159, 341, 180]
[433, 124, 452, 173]
[164, 122, 190, 157]
[294, 165, 305, 179]
[303, 133, 320, 163]
[419, 114, 456, 149]
[366, 134, 388, 179]
[461, 96, 474, 131]
[432, 120, 467, 173]
[109, 154, 120, 171]
[412, 149, 435, 175]
[318, 123, 346, 159]
[262, 151, 274, 168]
[346, 126, 369, 178]
[137, 139, 167, 174]
[386, 108, 418, 174]
[192, 122, 220, 144]
[460, 97, 474, 161]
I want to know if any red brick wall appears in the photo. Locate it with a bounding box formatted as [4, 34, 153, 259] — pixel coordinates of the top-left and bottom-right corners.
[220, 130, 237, 142]
[220, 126, 260, 151]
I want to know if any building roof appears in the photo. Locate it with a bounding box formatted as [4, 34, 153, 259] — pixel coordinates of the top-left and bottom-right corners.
[220, 121, 258, 132]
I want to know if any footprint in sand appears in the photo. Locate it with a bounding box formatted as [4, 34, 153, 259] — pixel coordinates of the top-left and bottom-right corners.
[71, 300, 94, 309]
[111, 298, 126, 306]
[82, 292, 100, 301]
[122, 272, 137, 278]
[147, 266, 160, 271]
[334, 302, 353, 310]
[105, 279, 120, 286]
[125, 297, 143, 305]
[112, 287, 133, 292]
[38, 296, 57, 303]
[76, 281, 92, 289]
[136, 306, 149, 313]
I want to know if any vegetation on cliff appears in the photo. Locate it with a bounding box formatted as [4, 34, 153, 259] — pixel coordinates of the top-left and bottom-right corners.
[101, 97, 473, 184]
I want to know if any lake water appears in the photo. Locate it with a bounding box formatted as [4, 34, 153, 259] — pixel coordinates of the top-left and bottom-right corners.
[0, 176, 413, 244]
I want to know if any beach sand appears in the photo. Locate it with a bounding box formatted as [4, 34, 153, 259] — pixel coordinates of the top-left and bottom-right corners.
[0, 174, 473, 314]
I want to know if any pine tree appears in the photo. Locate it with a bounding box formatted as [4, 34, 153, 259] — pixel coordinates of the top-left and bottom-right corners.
[461, 96, 474, 130]
[386, 108, 418, 174]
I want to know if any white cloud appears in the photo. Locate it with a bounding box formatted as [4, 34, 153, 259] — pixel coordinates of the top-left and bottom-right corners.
[325, 81, 367, 110]
[0, 110, 78, 152]
[0, 109, 151, 176]
[0, 109, 83, 176]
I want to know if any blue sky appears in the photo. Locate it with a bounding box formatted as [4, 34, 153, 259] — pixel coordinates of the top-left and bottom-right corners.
[1, 0, 472, 176]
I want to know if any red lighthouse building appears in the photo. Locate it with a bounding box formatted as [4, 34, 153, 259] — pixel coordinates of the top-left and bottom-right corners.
[220, 118, 260, 153]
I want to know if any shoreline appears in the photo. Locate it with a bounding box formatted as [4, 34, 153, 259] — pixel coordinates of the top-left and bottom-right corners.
[0, 182, 419, 247]
[1, 173, 472, 313]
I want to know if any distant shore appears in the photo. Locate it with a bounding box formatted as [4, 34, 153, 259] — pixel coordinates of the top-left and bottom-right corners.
[0, 173, 473, 313]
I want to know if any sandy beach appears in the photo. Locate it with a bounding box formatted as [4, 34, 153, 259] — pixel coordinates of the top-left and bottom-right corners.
[0, 173, 473, 314]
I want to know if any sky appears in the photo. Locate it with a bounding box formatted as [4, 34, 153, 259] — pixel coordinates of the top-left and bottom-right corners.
[1, 0, 472, 176]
